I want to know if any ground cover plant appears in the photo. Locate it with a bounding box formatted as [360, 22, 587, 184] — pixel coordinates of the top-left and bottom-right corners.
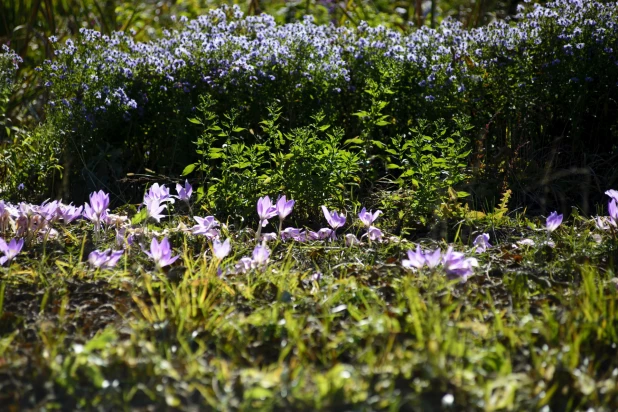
[3, 0, 618, 410]
[2, 186, 618, 409]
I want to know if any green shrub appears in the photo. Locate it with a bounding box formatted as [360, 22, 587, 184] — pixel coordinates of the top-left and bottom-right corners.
[187, 99, 362, 221]
[0, 123, 63, 200]
[30, 1, 618, 215]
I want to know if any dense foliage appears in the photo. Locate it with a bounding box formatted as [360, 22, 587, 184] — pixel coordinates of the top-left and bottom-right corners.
[16, 0, 616, 220]
[4, 2, 618, 410]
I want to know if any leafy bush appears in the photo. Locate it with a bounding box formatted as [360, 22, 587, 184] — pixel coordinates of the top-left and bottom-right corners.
[187, 99, 362, 221]
[33, 0, 618, 212]
[380, 116, 473, 226]
[0, 123, 63, 200]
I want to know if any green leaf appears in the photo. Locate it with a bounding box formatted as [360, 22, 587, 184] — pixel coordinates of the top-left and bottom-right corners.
[343, 138, 364, 146]
[457, 191, 471, 198]
[245, 387, 273, 401]
[231, 161, 252, 169]
[84, 329, 117, 352]
[386, 163, 403, 169]
[131, 208, 148, 225]
[181, 163, 197, 176]
[187, 117, 202, 125]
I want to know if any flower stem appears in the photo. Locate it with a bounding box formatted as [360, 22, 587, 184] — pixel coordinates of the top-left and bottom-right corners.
[255, 222, 262, 243]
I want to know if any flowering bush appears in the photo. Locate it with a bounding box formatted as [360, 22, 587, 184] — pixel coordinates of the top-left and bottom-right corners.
[0, 45, 19, 97]
[28, 1, 618, 210]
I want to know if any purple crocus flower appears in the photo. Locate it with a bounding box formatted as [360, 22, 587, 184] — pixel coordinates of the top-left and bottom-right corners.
[282, 227, 306, 242]
[116, 227, 135, 248]
[257, 196, 277, 227]
[39, 200, 61, 222]
[609, 199, 618, 225]
[83, 190, 109, 230]
[321, 206, 346, 230]
[424, 248, 442, 269]
[235, 257, 253, 274]
[144, 237, 179, 268]
[473, 233, 491, 253]
[145, 197, 167, 223]
[58, 203, 83, 225]
[358, 207, 382, 228]
[252, 244, 270, 266]
[364, 226, 383, 242]
[276, 195, 295, 221]
[176, 180, 193, 202]
[88, 249, 124, 269]
[402, 245, 425, 271]
[605, 189, 618, 203]
[144, 183, 174, 204]
[212, 238, 231, 260]
[345, 233, 360, 246]
[307, 228, 333, 241]
[260, 232, 277, 242]
[191, 216, 220, 238]
[0, 237, 24, 265]
[546, 211, 563, 232]
[281, 227, 300, 241]
[443, 247, 478, 281]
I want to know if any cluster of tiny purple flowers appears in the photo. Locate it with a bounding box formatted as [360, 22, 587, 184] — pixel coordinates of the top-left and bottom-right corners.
[0, 45, 22, 91]
[41, 1, 618, 125]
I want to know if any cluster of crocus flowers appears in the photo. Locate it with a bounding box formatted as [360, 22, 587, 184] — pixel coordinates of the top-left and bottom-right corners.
[175, 180, 193, 203]
[321, 206, 346, 239]
[234, 244, 270, 274]
[358, 207, 383, 243]
[88, 249, 124, 269]
[141, 181, 195, 223]
[143, 183, 173, 223]
[7, 184, 618, 281]
[594, 190, 618, 230]
[83, 190, 110, 231]
[251, 197, 387, 246]
[402, 245, 478, 281]
[191, 216, 220, 239]
[254, 195, 297, 241]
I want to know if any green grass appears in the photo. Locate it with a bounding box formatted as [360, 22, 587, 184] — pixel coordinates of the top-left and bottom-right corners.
[2, 210, 618, 410]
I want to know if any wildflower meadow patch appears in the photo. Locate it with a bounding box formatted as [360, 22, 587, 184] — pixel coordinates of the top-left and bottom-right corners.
[2, 0, 618, 410]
